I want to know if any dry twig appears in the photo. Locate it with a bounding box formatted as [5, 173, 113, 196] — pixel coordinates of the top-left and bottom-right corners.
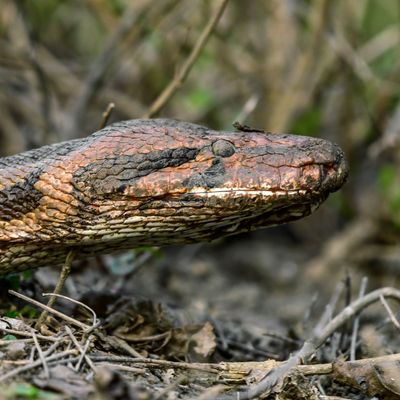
[144, 0, 229, 118]
[350, 277, 368, 361]
[0, 327, 58, 342]
[0, 349, 78, 382]
[9, 290, 91, 331]
[65, 326, 96, 372]
[41, 292, 99, 329]
[379, 294, 400, 332]
[98, 102, 115, 129]
[35, 250, 75, 329]
[216, 287, 400, 399]
[31, 330, 49, 379]
[67, 4, 147, 136]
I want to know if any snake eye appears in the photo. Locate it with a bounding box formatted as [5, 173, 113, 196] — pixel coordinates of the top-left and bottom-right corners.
[212, 140, 236, 158]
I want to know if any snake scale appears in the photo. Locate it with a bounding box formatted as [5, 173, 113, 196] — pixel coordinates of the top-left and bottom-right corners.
[0, 119, 348, 274]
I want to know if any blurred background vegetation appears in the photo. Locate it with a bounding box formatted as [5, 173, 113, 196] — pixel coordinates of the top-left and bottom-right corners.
[2, 2, 400, 397]
[0, 0, 399, 293]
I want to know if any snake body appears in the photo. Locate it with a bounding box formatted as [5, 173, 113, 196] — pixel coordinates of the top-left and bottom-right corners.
[0, 119, 348, 274]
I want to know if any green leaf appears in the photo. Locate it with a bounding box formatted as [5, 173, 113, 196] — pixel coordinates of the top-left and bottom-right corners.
[291, 108, 321, 136]
[10, 383, 39, 398]
[20, 306, 40, 319]
[186, 88, 215, 111]
[4, 310, 19, 318]
[378, 164, 400, 229]
[378, 164, 396, 191]
[6, 383, 59, 399]
[2, 334, 17, 341]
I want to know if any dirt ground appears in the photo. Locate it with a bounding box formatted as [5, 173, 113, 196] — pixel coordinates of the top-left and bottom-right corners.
[2, 203, 400, 399]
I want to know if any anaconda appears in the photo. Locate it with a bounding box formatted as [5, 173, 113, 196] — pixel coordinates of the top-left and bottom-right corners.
[0, 119, 348, 274]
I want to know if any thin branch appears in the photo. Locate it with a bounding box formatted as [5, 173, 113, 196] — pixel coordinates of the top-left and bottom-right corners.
[98, 102, 115, 129]
[0, 349, 78, 382]
[379, 294, 400, 332]
[144, 0, 229, 118]
[75, 335, 94, 372]
[41, 292, 98, 328]
[314, 280, 345, 334]
[35, 250, 75, 329]
[105, 334, 143, 359]
[37, 45, 147, 117]
[328, 28, 381, 85]
[9, 290, 91, 331]
[66, 352, 400, 380]
[31, 330, 49, 379]
[234, 94, 260, 125]
[90, 355, 220, 373]
[217, 287, 400, 400]
[95, 362, 145, 375]
[65, 326, 96, 372]
[305, 219, 376, 283]
[0, 327, 58, 342]
[42, 336, 65, 358]
[350, 277, 368, 361]
[67, 4, 145, 137]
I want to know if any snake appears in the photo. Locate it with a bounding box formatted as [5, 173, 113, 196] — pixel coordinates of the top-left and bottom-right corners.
[0, 119, 348, 274]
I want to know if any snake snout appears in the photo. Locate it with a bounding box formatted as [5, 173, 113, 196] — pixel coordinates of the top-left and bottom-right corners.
[321, 143, 349, 194]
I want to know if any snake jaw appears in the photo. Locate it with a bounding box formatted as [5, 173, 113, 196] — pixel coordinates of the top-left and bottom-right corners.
[183, 138, 348, 228]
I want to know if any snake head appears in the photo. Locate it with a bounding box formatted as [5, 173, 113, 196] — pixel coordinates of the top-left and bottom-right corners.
[69, 119, 348, 238]
[0, 119, 348, 272]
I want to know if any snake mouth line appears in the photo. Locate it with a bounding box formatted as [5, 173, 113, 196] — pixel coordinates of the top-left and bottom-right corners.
[188, 188, 311, 198]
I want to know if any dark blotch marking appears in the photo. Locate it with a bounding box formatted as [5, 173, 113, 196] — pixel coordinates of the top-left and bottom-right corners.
[183, 157, 226, 189]
[0, 170, 43, 221]
[117, 184, 127, 193]
[72, 147, 200, 196]
[0, 137, 83, 168]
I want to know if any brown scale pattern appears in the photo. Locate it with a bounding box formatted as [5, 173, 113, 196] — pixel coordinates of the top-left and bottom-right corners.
[0, 119, 348, 273]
